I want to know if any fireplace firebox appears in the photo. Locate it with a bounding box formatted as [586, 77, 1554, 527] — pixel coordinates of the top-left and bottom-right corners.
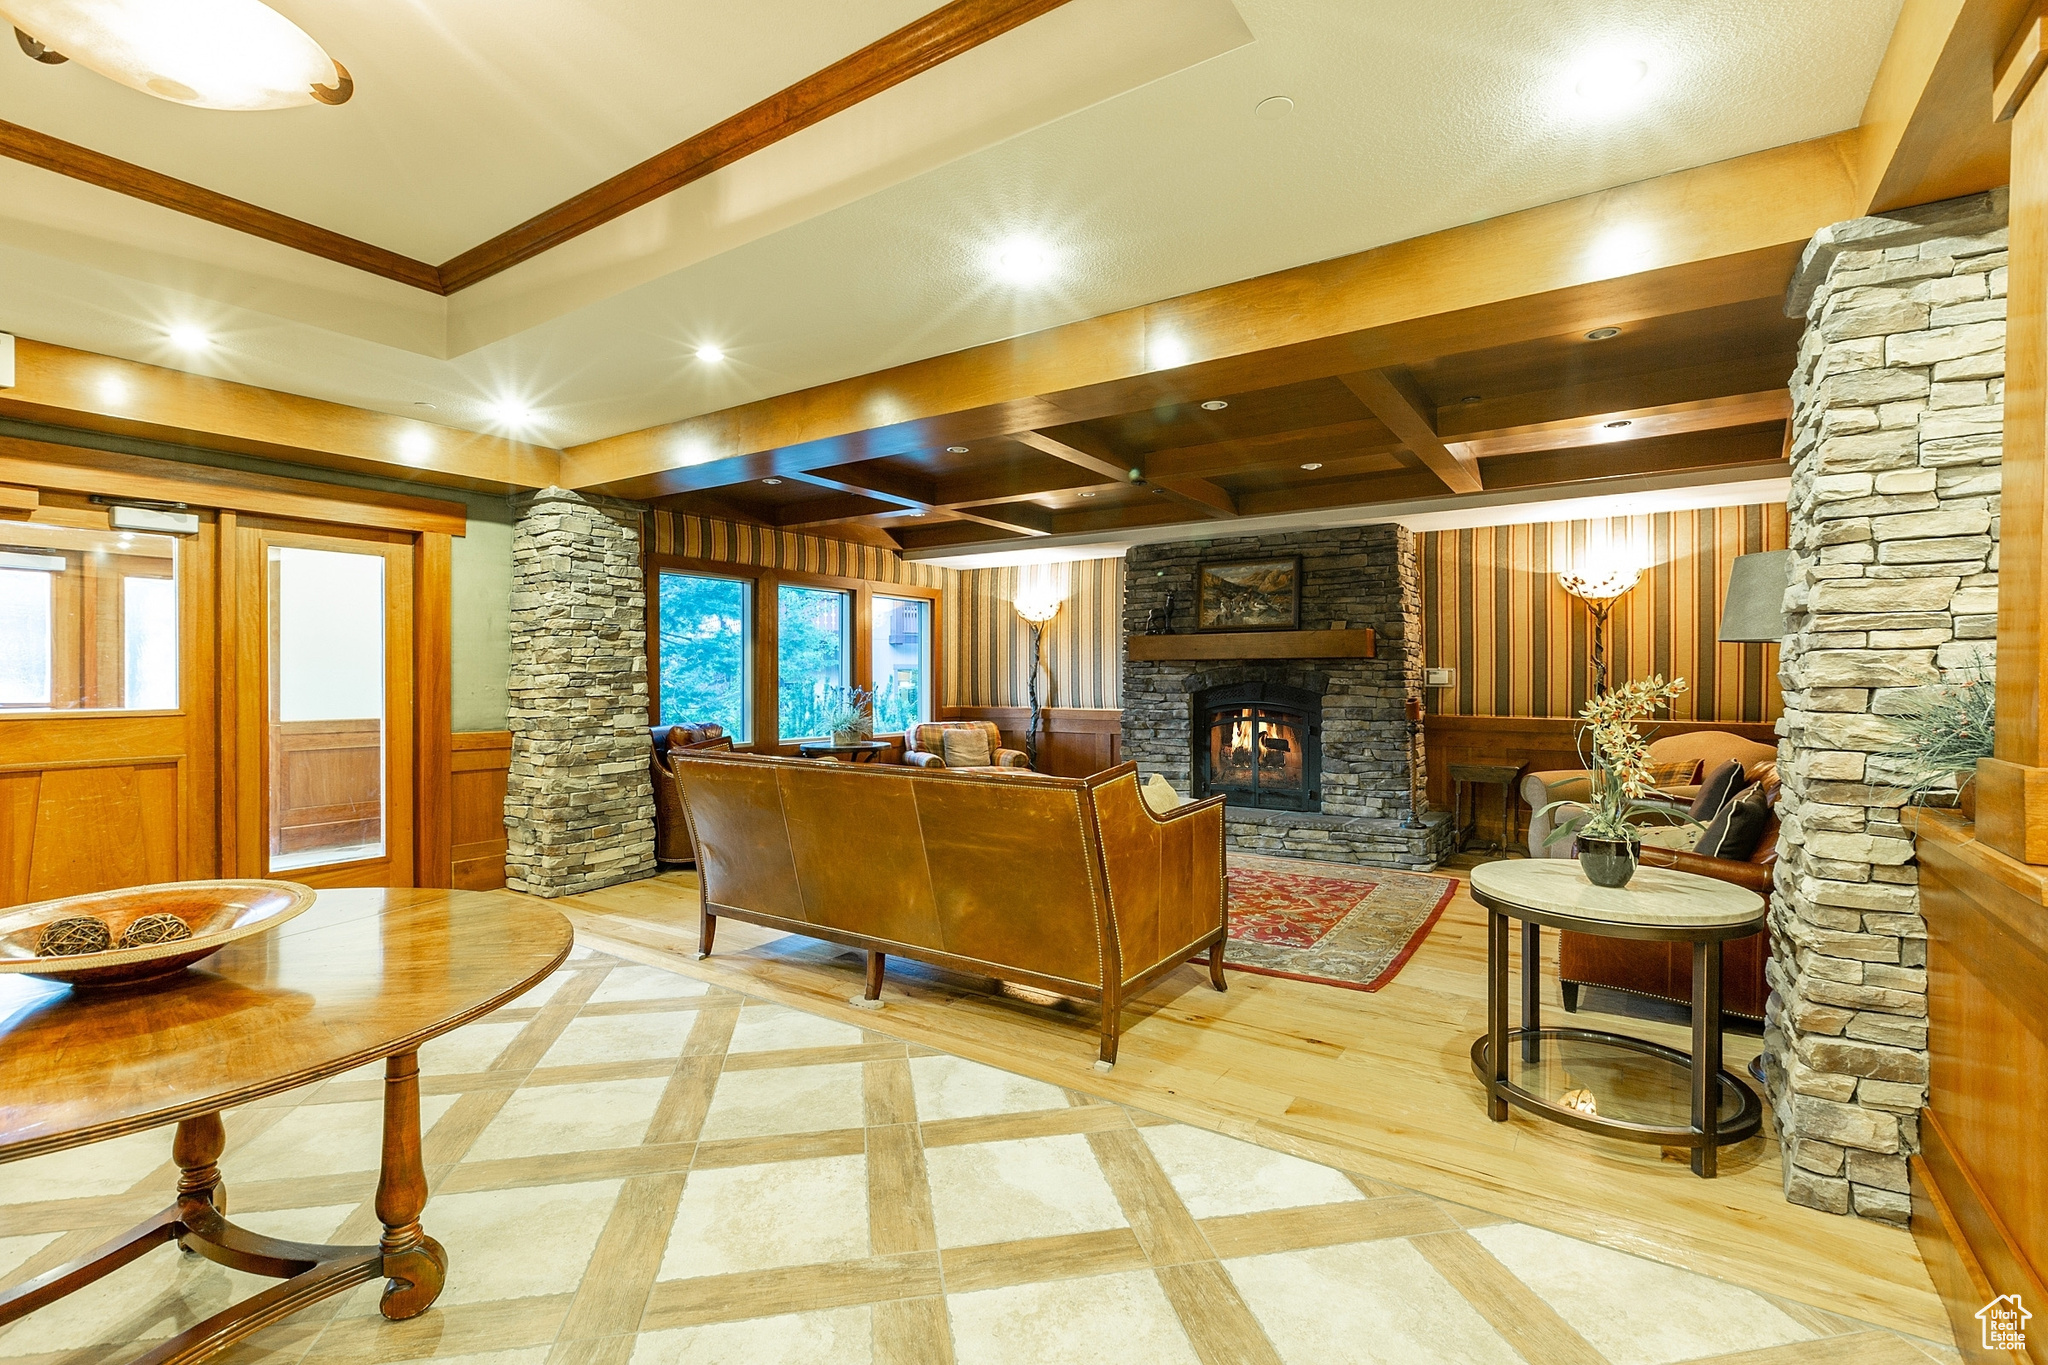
[1192, 683, 1321, 813]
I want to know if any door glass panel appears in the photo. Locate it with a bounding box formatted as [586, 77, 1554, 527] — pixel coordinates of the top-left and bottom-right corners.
[777, 585, 850, 740]
[657, 571, 751, 739]
[0, 567, 53, 706]
[871, 595, 930, 734]
[0, 523, 178, 711]
[269, 546, 385, 870]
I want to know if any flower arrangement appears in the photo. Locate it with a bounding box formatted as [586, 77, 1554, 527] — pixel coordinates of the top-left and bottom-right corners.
[1885, 654, 1995, 803]
[823, 685, 877, 742]
[1534, 674, 1693, 848]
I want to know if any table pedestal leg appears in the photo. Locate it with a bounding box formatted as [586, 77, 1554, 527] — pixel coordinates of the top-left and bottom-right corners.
[1691, 940, 1723, 1178]
[1486, 909, 1509, 1120]
[376, 1051, 447, 1319]
[173, 1113, 227, 1241]
[1521, 921, 1542, 1064]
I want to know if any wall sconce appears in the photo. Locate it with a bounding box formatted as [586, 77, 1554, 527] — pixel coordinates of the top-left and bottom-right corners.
[1015, 590, 1062, 771]
[1558, 560, 1643, 697]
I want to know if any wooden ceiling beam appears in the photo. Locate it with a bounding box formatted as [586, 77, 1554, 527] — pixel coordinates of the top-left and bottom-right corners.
[1337, 368, 1482, 493]
[1011, 429, 1134, 484]
[1478, 423, 1788, 491]
[566, 129, 1862, 501]
[1150, 476, 1238, 518]
[1138, 419, 1400, 480]
[935, 464, 1118, 507]
[1446, 389, 1793, 461]
[1857, 0, 2029, 214]
[775, 491, 908, 527]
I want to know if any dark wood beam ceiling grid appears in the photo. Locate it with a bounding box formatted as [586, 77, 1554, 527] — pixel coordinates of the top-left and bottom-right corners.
[1336, 368, 1483, 493]
[0, 0, 1076, 294]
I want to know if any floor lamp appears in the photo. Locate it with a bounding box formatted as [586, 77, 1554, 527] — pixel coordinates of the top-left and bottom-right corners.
[1558, 563, 1643, 697]
[1015, 593, 1063, 770]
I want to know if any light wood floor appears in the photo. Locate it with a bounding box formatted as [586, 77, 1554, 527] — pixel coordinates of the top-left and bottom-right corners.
[542, 868, 1950, 1346]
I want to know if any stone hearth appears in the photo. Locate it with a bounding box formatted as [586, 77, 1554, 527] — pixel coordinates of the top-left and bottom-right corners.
[1122, 526, 1453, 871]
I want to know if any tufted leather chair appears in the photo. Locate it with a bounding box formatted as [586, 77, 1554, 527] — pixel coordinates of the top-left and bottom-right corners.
[901, 720, 1029, 772]
[650, 723, 729, 863]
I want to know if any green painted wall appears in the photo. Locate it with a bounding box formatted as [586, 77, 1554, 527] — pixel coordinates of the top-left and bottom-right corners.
[1, 419, 517, 731]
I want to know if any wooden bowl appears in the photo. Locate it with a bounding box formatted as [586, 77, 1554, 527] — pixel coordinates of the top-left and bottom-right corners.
[0, 881, 316, 988]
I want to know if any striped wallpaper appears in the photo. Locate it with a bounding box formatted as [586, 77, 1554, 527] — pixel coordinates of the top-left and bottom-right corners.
[646, 512, 953, 588]
[944, 558, 1125, 709]
[1419, 505, 1788, 722]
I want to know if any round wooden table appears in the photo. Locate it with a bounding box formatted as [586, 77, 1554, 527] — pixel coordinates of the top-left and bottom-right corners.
[0, 887, 570, 1363]
[1466, 860, 1765, 1177]
[795, 740, 892, 762]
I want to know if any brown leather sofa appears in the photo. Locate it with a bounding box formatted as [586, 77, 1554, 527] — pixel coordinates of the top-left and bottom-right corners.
[673, 751, 1227, 1063]
[901, 720, 1029, 772]
[650, 723, 729, 864]
[1522, 731, 1780, 1021]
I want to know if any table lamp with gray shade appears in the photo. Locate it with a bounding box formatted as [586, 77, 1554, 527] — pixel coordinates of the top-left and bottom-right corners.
[1718, 550, 1792, 643]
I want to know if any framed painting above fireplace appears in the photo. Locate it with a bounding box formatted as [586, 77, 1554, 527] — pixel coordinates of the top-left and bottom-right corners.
[1195, 556, 1300, 631]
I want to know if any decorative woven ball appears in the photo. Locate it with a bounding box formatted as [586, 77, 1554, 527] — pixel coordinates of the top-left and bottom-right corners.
[36, 916, 112, 957]
[120, 914, 192, 947]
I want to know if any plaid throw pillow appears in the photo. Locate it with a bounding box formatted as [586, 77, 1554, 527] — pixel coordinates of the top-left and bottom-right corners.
[1644, 759, 1702, 792]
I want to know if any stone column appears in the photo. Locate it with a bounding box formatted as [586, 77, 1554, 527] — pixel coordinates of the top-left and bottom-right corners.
[503, 487, 657, 897]
[1768, 191, 2006, 1221]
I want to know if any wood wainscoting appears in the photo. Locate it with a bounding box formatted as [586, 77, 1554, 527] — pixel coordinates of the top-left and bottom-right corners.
[450, 731, 511, 890]
[939, 707, 1121, 778]
[1911, 812, 2047, 1364]
[269, 719, 382, 857]
[1422, 715, 1780, 852]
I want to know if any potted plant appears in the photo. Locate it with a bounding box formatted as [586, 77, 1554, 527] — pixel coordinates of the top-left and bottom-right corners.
[824, 686, 877, 746]
[1533, 674, 1692, 888]
[1886, 655, 1995, 819]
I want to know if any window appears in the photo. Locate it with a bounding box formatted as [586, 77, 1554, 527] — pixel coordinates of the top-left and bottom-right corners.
[123, 576, 178, 709]
[657, 571, 752, 738]
[269, 546, 387, 871]
[777, 584, 850, 740]
[0, 566, 53, 706]
[871, 595, 930, 733]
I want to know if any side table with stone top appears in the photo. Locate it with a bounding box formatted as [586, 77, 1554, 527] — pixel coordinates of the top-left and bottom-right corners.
[1467, 859, 1767, 1177]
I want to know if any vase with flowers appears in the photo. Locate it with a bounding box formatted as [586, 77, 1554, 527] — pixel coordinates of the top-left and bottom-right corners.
[1532, 674, 1694, 888]
[824, 686, 877, 747]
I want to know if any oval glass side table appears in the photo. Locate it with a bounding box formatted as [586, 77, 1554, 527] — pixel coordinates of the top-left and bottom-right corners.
[1467, 859, 1767, 1177]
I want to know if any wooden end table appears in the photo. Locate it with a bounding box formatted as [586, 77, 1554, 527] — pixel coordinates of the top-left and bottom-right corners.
[796, 740, 892, 762]
[0, 888, 570, 1363]
[1448, 761, 1526, 854]
[1467, 859, 1765, 1177]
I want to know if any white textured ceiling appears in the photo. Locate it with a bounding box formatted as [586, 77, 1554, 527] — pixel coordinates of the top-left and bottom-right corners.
[0, 0, 1902, 450]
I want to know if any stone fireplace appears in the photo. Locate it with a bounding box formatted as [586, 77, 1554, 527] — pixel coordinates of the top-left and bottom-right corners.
[1192, 682, 1322, 812]
[1123, 525, 1454, 870]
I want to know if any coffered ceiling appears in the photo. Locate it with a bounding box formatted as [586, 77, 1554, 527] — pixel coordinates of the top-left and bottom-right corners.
[0, 0, 1898, 453]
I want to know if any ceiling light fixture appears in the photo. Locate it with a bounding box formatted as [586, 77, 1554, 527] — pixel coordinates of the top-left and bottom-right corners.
[486, 399, 537, 427]
[1585, 327, 1620, 340]
[1604, 419, 1633, 429]
[4, 0, 353, 110]
[397, 429, 433, 462]
[412, 401, 436, 410]
[761, 478, 783, 486]
[1300, 462, 1324, 471]
[1460, 395, 1483, 404]
[693, 344, 725, 363]
[946, 446, 970, 454]
[1254, 95, 1294, 120]
[1200, 400, 1229, 411]
[166, 324, 210, 351]
[1572, 55, 1648, 104]
[991, 239, 1054, 285]
[1151, 336, 1191, 369]
[1079, 491, 1098, 498]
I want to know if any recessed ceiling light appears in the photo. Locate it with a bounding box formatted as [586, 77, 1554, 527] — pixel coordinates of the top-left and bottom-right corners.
[97, 375, 128, 403]
[1460, 395, 1483, 404]
[991, 239, 1054, 285]
[1152, 336, 1191, 369]
[694, 344, 726, 363]
[166, 324, 210, 351]
[412, 401, 436, 410]
[761, 478, 783, 486]
[1585, 327, 1620, 340]
[9, 0, 354, 109]
[397, 429, 434, 462]
[1254, 95, 1294, 120]
[946, 446, 970, 453]
[1300, 462, 1324, 471]
[1079, 491, 1098, 498]
[1201, 400, 1229, 411]
[487, 399, 537, 427]
[1573, 56, 1648, 104]
[1604, 420, 1632, 429]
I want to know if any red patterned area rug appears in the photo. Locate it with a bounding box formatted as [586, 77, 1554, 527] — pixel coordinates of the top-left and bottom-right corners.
[1199, 853, 1459, 992]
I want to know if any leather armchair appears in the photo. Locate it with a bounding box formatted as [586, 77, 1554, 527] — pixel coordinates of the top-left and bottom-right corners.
[901, 720, 1029, 771]
[650, 723, 729, 863]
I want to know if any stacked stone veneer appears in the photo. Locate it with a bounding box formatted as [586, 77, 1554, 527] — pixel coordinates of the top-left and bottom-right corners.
[504, 488, 658, 897]
[1768, 190, 2006, 1222]
[1122, 525, 1453, 870]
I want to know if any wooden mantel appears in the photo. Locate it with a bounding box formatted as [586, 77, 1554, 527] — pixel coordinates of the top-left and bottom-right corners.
[1124, 629, 1376, 662]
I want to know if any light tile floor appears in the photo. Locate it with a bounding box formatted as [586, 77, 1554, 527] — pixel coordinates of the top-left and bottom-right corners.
[0, 944, 1960, 1365]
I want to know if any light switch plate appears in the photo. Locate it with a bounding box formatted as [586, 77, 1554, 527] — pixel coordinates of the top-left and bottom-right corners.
[0, 333, 13, 389]
[1424, 667, 1455, 688]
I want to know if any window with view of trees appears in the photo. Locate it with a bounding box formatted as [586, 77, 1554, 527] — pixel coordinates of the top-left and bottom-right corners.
[657, 572, 751, 738]
[777, 584, 850, 740]
[871, 595, 929, 733]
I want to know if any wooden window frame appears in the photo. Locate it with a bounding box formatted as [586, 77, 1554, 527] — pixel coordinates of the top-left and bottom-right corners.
[645, 553, 943, 754]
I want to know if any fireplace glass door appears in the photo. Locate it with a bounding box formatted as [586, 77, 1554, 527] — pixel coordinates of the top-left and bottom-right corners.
[1204, 705, 1311, 810]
